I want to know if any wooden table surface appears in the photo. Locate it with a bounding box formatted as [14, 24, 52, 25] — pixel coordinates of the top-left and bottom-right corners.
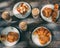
[0, 0, 60, 48]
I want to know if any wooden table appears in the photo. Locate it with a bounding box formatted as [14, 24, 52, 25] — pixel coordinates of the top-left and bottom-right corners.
[0, 0, 60, 48]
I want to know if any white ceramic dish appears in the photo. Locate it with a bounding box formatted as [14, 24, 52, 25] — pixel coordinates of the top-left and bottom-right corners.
[1, 26, 20, 46]
[13, 2, 31, 19]
[32, 26, 52, 47]
[41, 4, 59, 22]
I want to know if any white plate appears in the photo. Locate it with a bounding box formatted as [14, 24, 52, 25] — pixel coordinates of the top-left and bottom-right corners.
[13, 2, 31, 19]
[32, 26, 52, 47]
[1, 26, 20, 46]
[41, 4, 59, 22]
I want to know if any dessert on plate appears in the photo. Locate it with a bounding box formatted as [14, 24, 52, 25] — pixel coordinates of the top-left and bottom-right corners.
[41, 4, 59, 22]
[32, 26, 52, 47]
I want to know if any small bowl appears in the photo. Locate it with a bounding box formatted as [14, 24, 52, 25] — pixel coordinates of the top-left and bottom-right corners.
[13, 2, 31, 19]
[41, 4, 59, 22]
[1, 26, 20, 46]
[32, 26, 52, 47]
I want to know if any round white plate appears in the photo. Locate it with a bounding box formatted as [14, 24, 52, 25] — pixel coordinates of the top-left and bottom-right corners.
[41, 4, 59, 22]
[13, 2, 31, 19]
[1, 26, 20, 46]
[32, 26, 52, 47]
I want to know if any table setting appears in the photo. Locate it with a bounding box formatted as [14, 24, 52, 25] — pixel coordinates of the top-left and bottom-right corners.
[0, 0, 60, 48]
